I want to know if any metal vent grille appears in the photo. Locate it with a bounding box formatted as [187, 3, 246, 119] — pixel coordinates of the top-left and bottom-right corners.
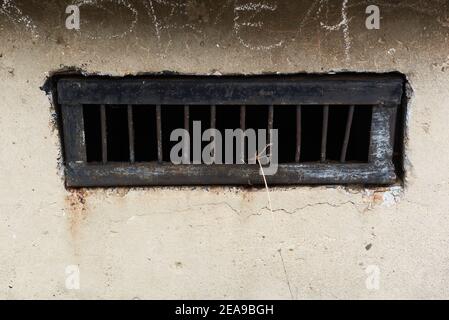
[81, 104, 372, 164]
[57, 75, 404, 187]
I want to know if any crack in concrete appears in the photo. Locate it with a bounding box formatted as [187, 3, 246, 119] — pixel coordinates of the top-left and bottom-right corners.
[278, 248, 295, 300]
[108, 199, 366, 224]
[250, 200, 364, 218]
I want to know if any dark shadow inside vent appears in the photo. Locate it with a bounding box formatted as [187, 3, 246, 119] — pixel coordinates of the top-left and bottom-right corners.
[346, 106, 372, 162]
[83, 105, 102, 162]
[300, 106, 323, 162]
[106, 105, 129, 162]
[326, 106, 350, 161]
[133, 105, 157, 162]
[273, 105, 296, 163]
[325, 105, 372, 163]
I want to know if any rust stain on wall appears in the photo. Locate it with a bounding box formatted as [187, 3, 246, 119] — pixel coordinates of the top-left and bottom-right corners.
[65, 188, 89, 239]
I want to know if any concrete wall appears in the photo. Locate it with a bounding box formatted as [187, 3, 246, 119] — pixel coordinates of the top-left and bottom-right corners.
[1, 0, 449, 299]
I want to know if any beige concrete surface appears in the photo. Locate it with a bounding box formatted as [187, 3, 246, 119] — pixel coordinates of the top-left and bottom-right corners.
[1, 0, 449, 299]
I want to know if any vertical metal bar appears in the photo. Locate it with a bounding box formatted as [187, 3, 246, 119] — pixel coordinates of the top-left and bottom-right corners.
[183, 105, 190, 163]
[156, 104, 162, 163]
[340, 105, 355, 163]
[127, 104, 135, 163]
[184, 105, 190, 132]
[267, 105, 274, 156]
[210, 105, 216, 161]
[320, 105, 329, 162]
[240, 105, 246, 163]
[100, 104, 107, 164]
[210, 105, 216, 129]
[295, 105, 302, 162]
[240, 105, 246, 131]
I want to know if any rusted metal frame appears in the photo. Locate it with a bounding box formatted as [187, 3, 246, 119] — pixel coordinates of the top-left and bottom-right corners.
[368, 104, 396, 166]
[389, 104, 398, 147]
[340, 105, 355, 163]
[59, 76, 403, 187]
[58, 75, 404, 106]
[66, 162, 396, 187]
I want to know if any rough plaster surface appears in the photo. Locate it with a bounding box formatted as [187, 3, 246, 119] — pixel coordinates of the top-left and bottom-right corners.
[1, 0, 449, 299]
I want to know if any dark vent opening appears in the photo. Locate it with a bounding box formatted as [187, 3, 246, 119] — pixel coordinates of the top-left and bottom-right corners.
[133, 105, 157, 162]
[106, 105, 129, 162]
[346, 106, 372, 162]
[83, 105, 374, 164]
[273, 105, 296, 163]
[300, 106, 322, 162]
[324, 105, 372, 163]
[326, 106, 350, 162]
[83, 104, 102, 162]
